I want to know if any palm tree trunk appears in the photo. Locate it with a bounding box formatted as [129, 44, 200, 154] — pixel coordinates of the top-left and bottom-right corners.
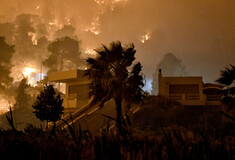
[46, 120, 48, 130]
[115, 98, 122, 128]
[52, 121, 56, 137]
[115, 98, 129, 139]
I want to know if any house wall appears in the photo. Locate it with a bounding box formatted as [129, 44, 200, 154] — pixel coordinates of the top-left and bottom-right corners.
[158, 73, 205, 106]
[48, 69, 91, 109]
[64, 81, 90, 108]
[48, 69, 79, 82]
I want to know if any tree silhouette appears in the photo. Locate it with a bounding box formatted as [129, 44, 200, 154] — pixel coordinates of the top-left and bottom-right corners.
[32, 85, 64, 128]
[14, 78, 32, 113]
[85, 41, 145, 135]
[43, 36, 82, 73]
[12, 78, 41, 129]
[0, 36, 14, 93]
[216, 64, 235, 110]
[151, 53, 187, 95]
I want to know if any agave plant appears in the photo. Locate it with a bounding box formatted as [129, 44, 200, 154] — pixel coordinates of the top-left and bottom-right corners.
[5, 107, 16, 132]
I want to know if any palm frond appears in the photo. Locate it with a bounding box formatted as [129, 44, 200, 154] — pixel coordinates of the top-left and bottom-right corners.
[216, 64, 235, 85]
[85, 41, 145, 136]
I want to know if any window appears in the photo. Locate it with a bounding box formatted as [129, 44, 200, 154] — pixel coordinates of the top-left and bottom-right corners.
[169, 85, 200, 100]
[169, 85, 199, 94]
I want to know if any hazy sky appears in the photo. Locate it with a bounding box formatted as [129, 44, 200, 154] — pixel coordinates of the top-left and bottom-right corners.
[0, 0, 234, 88]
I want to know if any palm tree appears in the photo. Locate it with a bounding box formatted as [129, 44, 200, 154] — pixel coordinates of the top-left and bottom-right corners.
[85, 41, 145, 135]
[216, 64, 235, 86]
[216, 64, 235, 109]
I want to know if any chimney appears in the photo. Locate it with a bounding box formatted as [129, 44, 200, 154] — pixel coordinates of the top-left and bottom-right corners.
[158, 69, 162, 95]
[158, 69, 162, 77]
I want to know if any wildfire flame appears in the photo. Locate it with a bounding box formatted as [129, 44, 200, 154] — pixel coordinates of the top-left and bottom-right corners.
[28, 32, 38, 45]
[48, 20, 63, 29]
[94, 0, 105, 5]
[85, 48, 97, 56]
[141, 32, 151, 43]
[23, 67, 36, 77]
[22, 67, 41, 86]
[85, 16, 101, 35]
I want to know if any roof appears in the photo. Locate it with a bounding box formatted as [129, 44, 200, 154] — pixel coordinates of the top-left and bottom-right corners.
[48, 69, 89, 83]
[203, 83, 224, 90]
[161, 76, 203, 84]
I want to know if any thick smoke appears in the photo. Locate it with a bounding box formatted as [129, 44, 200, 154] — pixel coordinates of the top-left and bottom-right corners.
[0, 0, 234, 84]
[151, 53, 187, 95]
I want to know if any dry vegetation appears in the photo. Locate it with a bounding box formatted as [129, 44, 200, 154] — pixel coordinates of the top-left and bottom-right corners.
[0, 96, 235, 160]
[0, 127, 234, 160]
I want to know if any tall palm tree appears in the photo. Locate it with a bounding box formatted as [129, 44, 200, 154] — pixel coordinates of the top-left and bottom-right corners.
[216, 64, 235, 110]
[85, 41, 145, 134]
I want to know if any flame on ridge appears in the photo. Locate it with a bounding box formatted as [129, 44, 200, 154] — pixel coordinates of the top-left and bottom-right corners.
[141, 32, 151, 43]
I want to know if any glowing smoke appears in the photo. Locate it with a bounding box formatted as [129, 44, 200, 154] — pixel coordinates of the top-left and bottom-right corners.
[0, 0, 234, 91]
[0, 98, 10, 114]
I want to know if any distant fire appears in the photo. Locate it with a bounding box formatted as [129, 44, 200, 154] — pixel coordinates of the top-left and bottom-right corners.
[11, 64, 44, 86]
[85, 16, 101, 35]
[28, 32, 38, 45]
[22, 67, 44, 86]
[48, 20, 63, 31]
[85, 48, 97, 56]
[36, 5, 40, 10]
[23, 67, 36, 77]
[94, 0, 105, 5]
[94, 0, 128, 5]
[141, 32, 151, 43]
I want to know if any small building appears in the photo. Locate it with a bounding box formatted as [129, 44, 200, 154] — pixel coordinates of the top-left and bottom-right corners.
[158, 69, 223, 106]
[48, 69, 90, 113]
[203, 83, 224, 106]
[48, 69, 224, 110]
[48, 69, 119, 132]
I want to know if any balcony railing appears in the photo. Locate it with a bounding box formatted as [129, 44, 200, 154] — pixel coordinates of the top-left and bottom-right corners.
[206, 95, 221, 101]
[169, 94, 199, 101]
[169, 94, 183, 100]
[185, 94, 199, 100]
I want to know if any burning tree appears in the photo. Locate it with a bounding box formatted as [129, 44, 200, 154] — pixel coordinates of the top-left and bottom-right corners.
[32, 85, 64, 129]
[85, 41, 145, 137]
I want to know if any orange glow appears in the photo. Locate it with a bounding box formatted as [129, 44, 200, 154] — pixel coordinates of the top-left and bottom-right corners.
[85, 48, 97, 56]
[141, 32, 151, 43]
[85, 16, 101, 35]
[0, 97, 10, 114]
[23, 67, 36, 77]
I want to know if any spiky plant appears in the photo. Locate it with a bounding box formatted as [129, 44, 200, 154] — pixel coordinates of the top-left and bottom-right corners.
[216, 64, 235, 110]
